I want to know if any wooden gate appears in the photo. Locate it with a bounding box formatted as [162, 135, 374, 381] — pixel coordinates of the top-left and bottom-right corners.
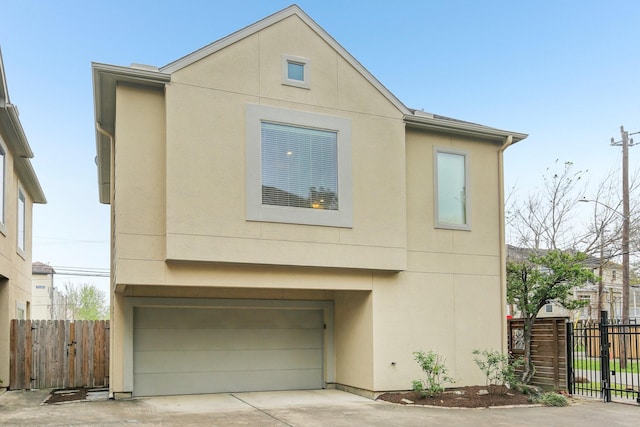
[508, 317, 568, 389]
[9, 319, 109, 390]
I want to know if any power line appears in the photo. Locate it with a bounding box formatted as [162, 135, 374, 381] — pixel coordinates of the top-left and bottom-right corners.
[49, 265, 109, 272]
[54, 272, 110, 278]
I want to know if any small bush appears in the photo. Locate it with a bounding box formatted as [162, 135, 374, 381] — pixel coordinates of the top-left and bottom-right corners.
[535, 392, 569, 407]
[513, 383, 543, 397]
[412, 350, 455, 397]
[472, 349, 524, 394]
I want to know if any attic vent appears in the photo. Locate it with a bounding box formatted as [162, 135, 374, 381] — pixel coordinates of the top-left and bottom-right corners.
[130, 63, 159, 72]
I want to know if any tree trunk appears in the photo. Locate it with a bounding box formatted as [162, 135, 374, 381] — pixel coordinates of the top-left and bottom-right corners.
[520, 318, 536, 384]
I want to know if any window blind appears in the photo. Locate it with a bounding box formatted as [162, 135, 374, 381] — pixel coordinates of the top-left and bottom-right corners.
[261, 122, 338, 210]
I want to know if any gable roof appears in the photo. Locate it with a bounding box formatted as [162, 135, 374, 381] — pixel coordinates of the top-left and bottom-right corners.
[0, 47, 46, 204]
[33, 261, 55, 275]
[160, 5, 411, 116]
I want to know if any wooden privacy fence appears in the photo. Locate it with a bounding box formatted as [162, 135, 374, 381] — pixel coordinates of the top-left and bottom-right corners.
[508, 317, 568, 389]
[578, 322, 640, 359]
[10, 319, 109, 390]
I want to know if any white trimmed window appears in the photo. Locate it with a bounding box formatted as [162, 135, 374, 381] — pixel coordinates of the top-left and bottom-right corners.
[246, 104, 352, 227]
[17, 188, 25, 252]
[282, 55, 310, 89]
[434, 148, 470, 230]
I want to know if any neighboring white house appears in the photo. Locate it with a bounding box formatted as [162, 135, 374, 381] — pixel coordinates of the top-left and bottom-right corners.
[507, 245, 638, 321]
[31, 262, 67, 320]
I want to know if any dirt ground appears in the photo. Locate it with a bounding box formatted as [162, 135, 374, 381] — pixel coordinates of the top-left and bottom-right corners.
[377, 385, 534, 408]
[44, 388, 89, 404]
[44, 385, 536, 407]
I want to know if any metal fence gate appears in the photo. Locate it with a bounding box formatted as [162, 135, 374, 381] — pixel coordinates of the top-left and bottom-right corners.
[567, 311, 640, 403]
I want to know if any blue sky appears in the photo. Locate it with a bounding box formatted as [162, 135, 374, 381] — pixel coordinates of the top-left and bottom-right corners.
[1, 0, 639, 297]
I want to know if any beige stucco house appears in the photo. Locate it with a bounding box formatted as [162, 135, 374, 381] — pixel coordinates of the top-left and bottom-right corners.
[92, 5, 527, 398]
[0, 48, 46, 389]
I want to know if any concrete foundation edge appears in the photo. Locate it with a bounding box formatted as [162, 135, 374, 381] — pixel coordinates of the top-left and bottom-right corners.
[332, 383, 378, 400]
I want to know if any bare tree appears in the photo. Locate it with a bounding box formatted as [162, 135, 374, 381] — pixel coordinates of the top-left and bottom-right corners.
[577, 170, 623, 320]
[507, 160, 587, 250]
[578, 167, 640, 320]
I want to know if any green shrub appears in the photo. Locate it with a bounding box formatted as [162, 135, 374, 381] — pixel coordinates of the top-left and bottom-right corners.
[535, 392, 569, 407]
[472, 349, 524, 394]
[412, 350, 454, 397]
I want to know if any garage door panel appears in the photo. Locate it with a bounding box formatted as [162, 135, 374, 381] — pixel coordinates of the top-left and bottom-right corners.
[133, 306, 324, 396]
[134, 348, 323, 373]
[135, 307, 323, 330]
[135, 328, 323, 352]
[134, 369, 323, 397]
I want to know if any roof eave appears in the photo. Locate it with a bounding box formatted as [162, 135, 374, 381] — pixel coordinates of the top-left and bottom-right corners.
[404, 114, 528, 143]
[0, 106, 46, 204]
[16, 157, 46, 203]
[92, 63, 170, 204]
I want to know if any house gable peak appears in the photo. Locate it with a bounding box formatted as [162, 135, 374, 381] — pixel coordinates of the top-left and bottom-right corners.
[159, 4, 410, 115]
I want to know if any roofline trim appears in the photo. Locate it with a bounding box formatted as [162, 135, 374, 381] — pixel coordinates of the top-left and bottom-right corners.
[0, 48, 46, 203]
[404, 114, 528, 143]
[159, 5, 411, 115]
[92, 63, 171, 204]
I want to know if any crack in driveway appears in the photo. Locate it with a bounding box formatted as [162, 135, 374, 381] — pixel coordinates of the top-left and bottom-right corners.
[230, 393, 293, 426]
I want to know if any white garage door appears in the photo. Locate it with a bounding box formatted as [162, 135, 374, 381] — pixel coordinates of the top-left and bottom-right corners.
[133, 306, 324, 396]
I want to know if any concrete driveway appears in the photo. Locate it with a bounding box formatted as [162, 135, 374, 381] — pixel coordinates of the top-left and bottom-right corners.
[1, 388, 638, 426]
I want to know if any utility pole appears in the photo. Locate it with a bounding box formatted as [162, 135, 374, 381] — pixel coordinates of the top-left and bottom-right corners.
[610, 126, 634, 325]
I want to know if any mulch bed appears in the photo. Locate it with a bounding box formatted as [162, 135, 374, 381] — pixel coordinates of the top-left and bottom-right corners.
[45, 388, 89, 404]
[377, 385, 534, 408]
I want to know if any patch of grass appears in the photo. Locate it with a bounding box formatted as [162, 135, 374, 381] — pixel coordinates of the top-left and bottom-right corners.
[573, 358, 639, 373]
[579, 382, 633, 392]
[535, 392, 569, 407]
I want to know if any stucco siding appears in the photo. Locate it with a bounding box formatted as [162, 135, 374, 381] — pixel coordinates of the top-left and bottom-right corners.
[334, 290, 374, 391]
[162, 13, 406, 271]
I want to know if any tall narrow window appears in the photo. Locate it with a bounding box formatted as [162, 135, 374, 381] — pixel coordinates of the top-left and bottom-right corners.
[18, 188, 25, 252]
[435, 149, 469, 229]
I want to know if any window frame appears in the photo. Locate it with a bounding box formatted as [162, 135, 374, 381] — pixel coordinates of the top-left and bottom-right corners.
[246, 104, 352, 228]
[17, 186, 26, 254]
[433, 147, 471, 230]
[281, 55, 311, 89]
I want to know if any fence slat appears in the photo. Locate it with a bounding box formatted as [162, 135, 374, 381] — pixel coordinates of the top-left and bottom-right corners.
[9, 320, 110, 390]
[508, 317, 568, 389]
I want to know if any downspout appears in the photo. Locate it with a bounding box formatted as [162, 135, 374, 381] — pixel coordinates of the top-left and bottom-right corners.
[499, 135, 514, 354]
[96, 121, 116, 399]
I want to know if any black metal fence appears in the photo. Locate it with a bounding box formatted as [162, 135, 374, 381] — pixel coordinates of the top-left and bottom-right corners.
[567, 311, 640, 403]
